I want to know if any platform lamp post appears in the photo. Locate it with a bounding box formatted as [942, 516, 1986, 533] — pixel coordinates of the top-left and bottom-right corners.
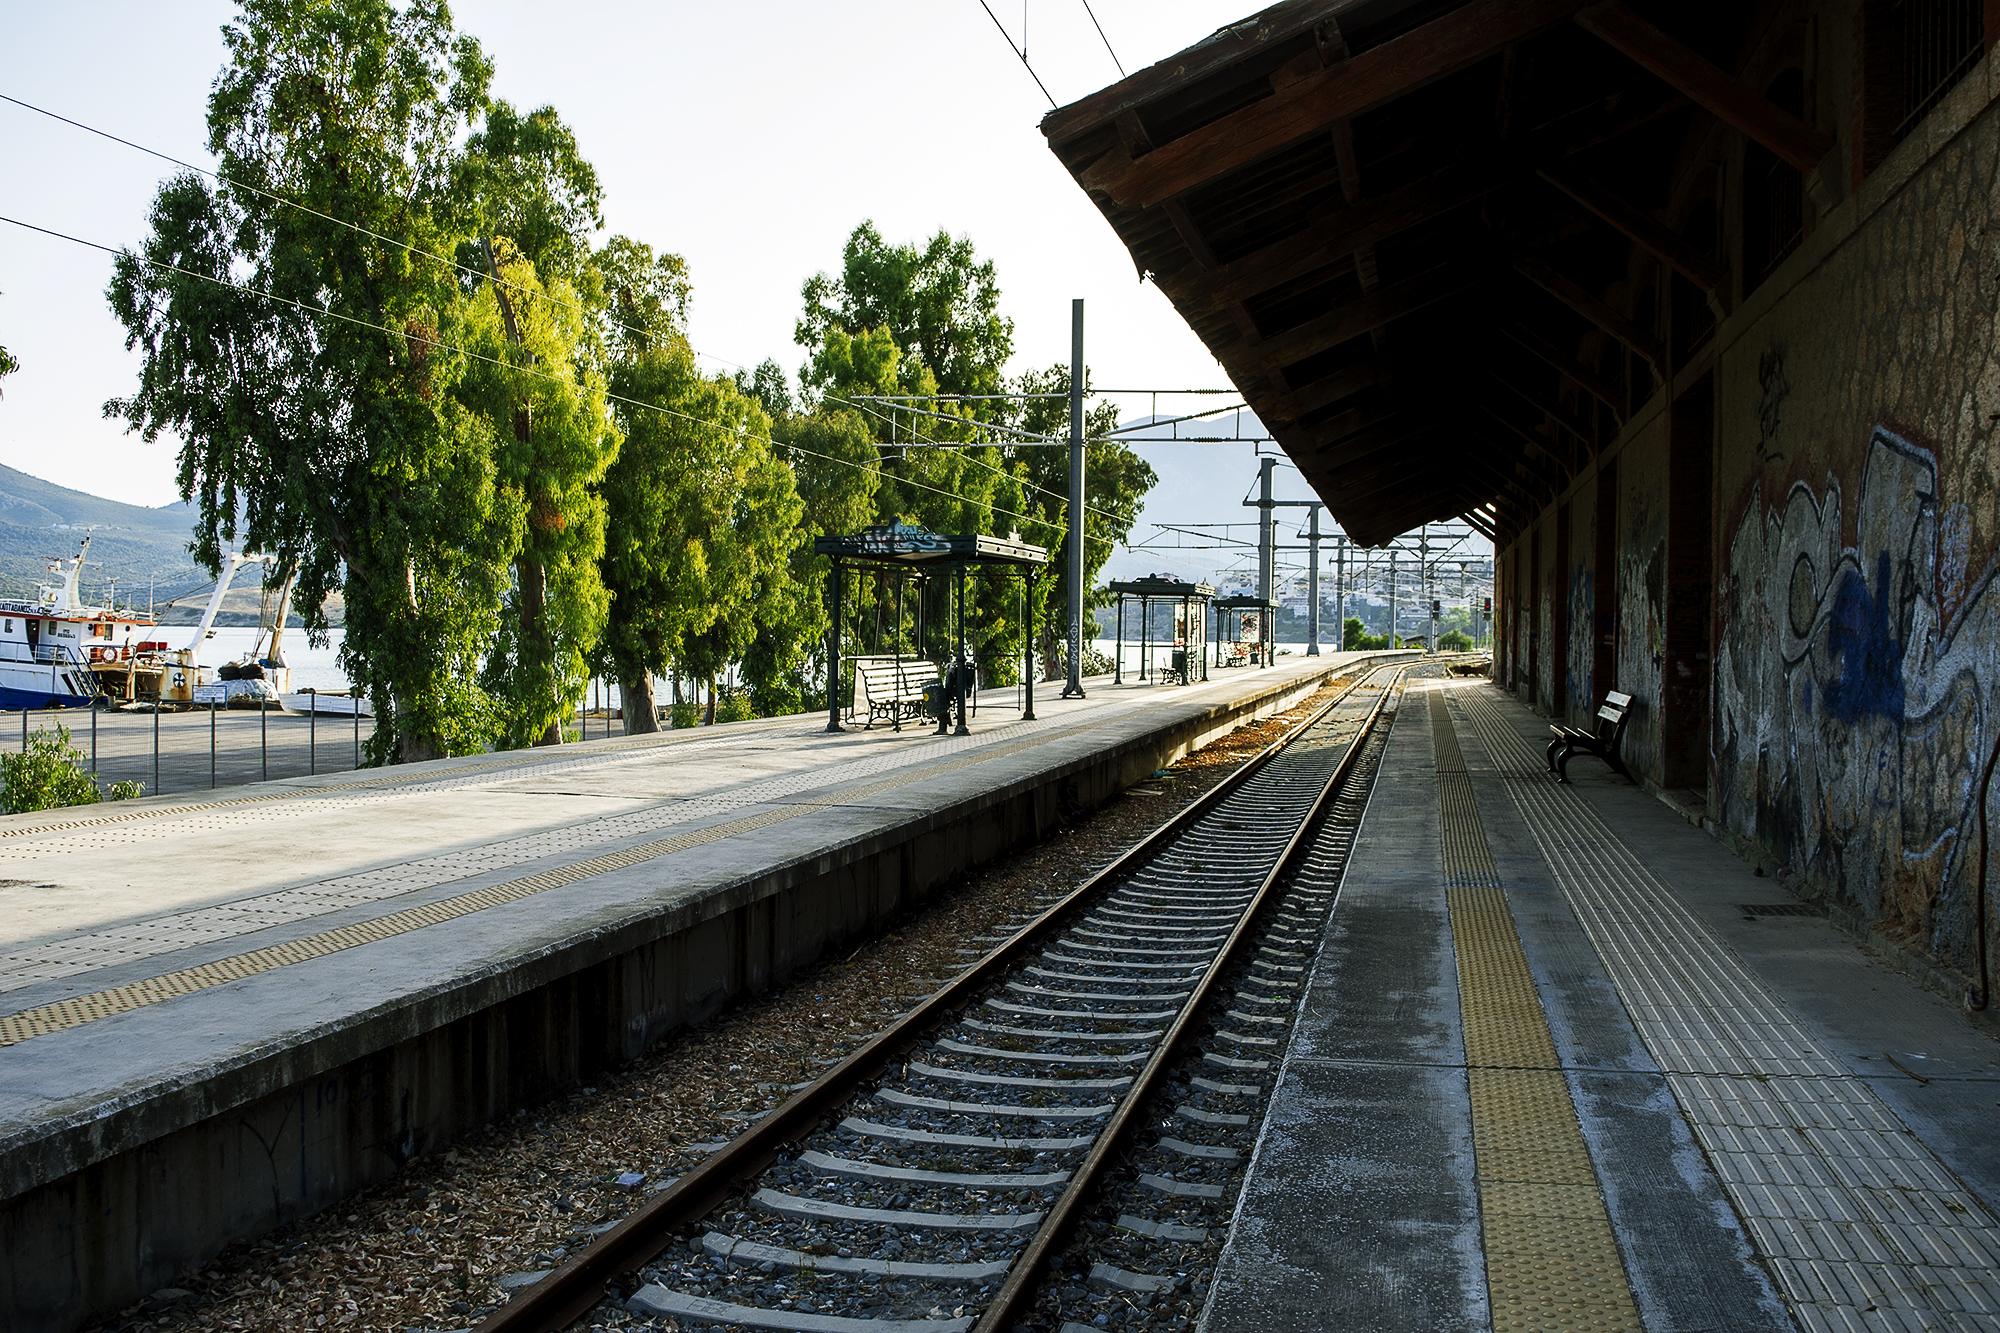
[1060, 298, 1087, 699]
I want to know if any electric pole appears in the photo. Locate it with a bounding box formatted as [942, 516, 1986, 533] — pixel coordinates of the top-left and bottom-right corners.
[1061, 298, 1086, 698]
[1334, 536, 1346, 652]
[1387, 548, 1398, 649]
[1304, 504, 1321, 655]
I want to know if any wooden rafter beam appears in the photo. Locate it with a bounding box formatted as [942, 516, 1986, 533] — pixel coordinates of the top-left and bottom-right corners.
[1462, 508, 1498, 540]
[1266, 362, 1385, 425]
[1535, 167, 1725, 292]
[1575, 2, 1833, 174]
[1210, 166, 1499, 305]
[1477, 403, 1576, 475]
[1500, 324, 1625, 414]
[1514, 257, 1664, 370]
[1260, 265, 1470, 367]
[1484, 374, 1593, 451]
[1076, 0, 1590, 210]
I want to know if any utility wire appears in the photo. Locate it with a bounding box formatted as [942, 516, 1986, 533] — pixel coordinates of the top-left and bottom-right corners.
[975, 0, 1058, 107]
[0, 212, 1070, 543]
[1078, 0, 1126, 76]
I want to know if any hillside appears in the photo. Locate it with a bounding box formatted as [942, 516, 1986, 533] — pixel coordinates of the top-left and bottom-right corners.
[0, 463, 338, 624]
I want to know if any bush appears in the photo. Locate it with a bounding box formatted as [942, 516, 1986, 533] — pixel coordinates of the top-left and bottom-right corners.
[2, 723, 142, 813]
[715, 689, 754, 724]
[1438, 629, 1474, 652]
[669, 701, 700, 729]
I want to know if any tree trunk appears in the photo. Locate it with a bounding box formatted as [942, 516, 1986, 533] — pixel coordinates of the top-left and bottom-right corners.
[518, 554, 561, 747]
[622, 673, 660, 735]
[704, 676, 717, 726]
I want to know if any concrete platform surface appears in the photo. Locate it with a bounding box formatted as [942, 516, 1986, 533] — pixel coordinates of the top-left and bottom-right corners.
[1205, 678, 2000, 1333]
[0, 651, 1394, 1327]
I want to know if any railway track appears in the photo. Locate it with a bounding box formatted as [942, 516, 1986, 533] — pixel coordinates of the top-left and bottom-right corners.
[479, 662, 1408, 1333]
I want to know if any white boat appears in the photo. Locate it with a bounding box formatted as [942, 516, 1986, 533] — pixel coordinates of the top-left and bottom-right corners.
[281, 688, 372, 717]
[0, 536, 155, 710]
[97, 548, 295, 708]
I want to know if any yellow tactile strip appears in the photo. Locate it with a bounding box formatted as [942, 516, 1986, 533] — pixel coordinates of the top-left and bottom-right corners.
[1450, 882, 1641, 1332]
[1431, 692, 1500, 888]
[0, 723, 1061, 1049]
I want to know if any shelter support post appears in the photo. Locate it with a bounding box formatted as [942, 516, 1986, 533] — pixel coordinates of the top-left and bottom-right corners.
[1023, 570, 1037, 722]
[1061, 298, 1086, 699]
[825, 559, 843, 733]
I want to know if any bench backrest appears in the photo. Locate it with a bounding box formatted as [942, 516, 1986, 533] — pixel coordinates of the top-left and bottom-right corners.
[854, 657, 940, 709]
[1596, 690, 1634, 739]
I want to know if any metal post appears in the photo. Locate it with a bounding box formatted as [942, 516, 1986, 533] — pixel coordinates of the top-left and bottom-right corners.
[954, 563, 970, 736]
[1061, 298, 1087, 699]
[1257, 456, 1276, 612]
[152, 702, 160, 795]
[1421, 523, 1434, 655]
[1306, 505, 1322, 655]
[1388, 548, 1399, 649]
[1114, 595, 1124, 684]
[826, 560, 844, 732]
[261, 700, 267, 781]
[1023, 572, 1037, 722]
[90, 705, 96, 773]
[1335, 537, 1347, 653]
[19, 709, 24, 751]
[309, 692, 316, 775]
[210, 701, 216, 788]
[893, 576, 904, 733]
[354, 693, 360, 768]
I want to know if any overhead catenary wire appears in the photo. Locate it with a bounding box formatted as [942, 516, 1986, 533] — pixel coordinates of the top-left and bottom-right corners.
[975, 0, 1058, 107]
[0, 212, 1071, 543]
[1078, 0, 1126, 77]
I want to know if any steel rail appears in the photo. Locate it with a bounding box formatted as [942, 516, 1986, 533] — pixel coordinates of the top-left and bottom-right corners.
[477, 659, 1401, 1333]
[970, 667, 1401, 1331]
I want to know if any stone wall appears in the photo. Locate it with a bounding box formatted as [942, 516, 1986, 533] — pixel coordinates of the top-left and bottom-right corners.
[1495, 42, 2000, 982]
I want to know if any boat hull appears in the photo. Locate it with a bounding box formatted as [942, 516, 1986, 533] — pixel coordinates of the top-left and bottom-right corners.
[0, 684, 96, 711]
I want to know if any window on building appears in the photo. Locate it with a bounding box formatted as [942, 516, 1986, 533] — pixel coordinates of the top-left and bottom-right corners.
[1861, 0, 1986, 171]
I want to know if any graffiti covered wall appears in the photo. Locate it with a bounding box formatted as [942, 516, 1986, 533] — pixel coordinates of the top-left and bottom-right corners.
[1615, 425, 1668, 784]
[1708, 77, 2000, 973]
[1716, 430, 1997, 960]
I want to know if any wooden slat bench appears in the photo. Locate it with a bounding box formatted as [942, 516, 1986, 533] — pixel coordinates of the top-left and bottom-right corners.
[853, 657, 941, 729]
[1546, 689, 1634, 782]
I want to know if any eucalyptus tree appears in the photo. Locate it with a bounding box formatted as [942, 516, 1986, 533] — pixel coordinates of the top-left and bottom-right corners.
[596, 238, 806, 731]
[461, 103, 618, 747]
[105, 0, 509, 762]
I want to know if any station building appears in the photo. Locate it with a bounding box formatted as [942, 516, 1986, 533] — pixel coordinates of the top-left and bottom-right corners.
[1043, 0, 2000, 995]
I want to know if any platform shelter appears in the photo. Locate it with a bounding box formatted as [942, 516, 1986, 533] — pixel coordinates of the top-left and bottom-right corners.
[813, 522, 1047, 736]
[1108, 574, 1213, 686]
[1212, 594, 1276, 670]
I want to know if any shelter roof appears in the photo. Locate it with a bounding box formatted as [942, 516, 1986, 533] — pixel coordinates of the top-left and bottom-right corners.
[813, 523, 1047, 569]
[1214, 594, 1278, 610]
[1109, 574, 1217, 598]
[1042, 0, 1781, 546]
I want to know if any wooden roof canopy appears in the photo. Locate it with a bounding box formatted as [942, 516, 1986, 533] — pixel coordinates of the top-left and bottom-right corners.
[1042, 0, 1824, 546]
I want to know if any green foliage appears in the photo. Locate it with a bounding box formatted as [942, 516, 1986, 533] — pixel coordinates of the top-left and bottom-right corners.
[715, 688, 754, 724]
[668, 701, 700, 729]
[106, 0, 510, 764]
[1, 725, 139, 813]
[798, 222, 1011, 400]
[1343, 616, 1390, 651]
[734, 359, 793, 418]
[597, 238, 809, 731]
[1438, 629, 1474, 652]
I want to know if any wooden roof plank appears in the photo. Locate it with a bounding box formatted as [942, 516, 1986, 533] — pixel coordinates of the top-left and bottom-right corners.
[1575, 2, 1833, 173]
[1078, 0, 1593, 210]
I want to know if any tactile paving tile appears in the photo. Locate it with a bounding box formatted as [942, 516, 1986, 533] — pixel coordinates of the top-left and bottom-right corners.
[1453, 683, 2000, 1331]
[1447, 878, 1641, 1331]
[1430, 690, 1501, 888]
[0, 690, 1236, 1043]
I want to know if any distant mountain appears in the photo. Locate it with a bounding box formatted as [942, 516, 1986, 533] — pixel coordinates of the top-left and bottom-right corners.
[0, 462, 202, 602]
[0, 464, 336, 625]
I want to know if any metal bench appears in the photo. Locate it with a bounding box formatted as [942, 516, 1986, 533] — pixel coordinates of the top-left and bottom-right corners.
[854, 658, 940, 729]
[1546, 689, 1634, 783]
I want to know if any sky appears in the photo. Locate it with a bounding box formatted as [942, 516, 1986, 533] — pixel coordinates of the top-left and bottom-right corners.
[0, 1, 1472, 592]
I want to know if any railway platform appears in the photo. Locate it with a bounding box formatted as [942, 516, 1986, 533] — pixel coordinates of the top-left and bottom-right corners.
[1205, 677, 2000, 1333]
[0, 651, 1391, 1329]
